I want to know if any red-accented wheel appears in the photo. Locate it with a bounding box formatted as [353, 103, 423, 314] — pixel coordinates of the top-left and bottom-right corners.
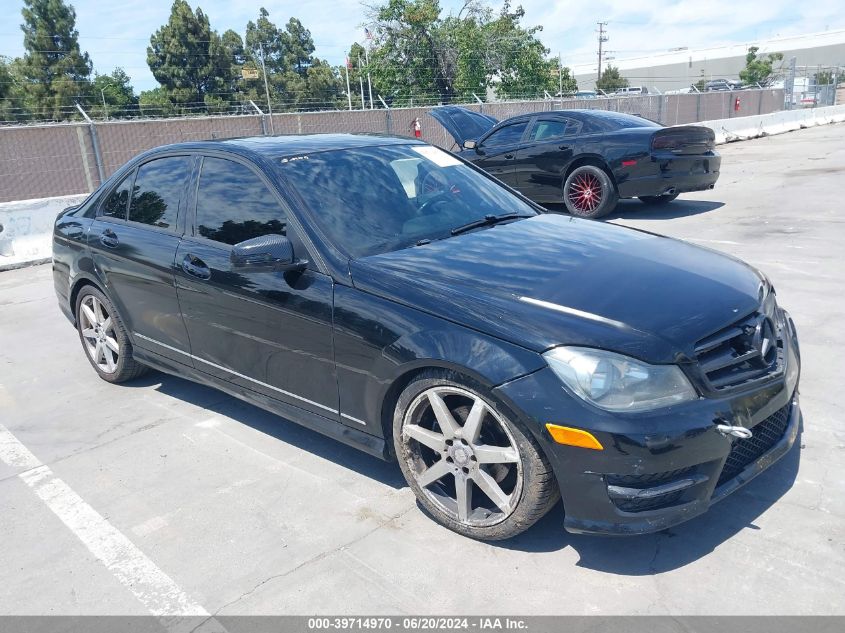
[562, 165, 618, 218]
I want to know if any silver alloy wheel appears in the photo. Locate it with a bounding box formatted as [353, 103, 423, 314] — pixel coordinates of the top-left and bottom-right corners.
[79, 295, 119, 374]
[401, 386, 523, 527]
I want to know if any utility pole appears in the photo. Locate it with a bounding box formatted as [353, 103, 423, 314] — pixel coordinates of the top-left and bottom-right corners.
[596, 21, 608, 85]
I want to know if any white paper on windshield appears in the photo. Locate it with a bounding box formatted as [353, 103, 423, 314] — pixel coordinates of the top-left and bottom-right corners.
[411, 145, 461, 167]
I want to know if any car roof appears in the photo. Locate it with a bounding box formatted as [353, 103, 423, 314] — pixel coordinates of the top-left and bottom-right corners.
[517, 109, 648, 122]
[142, 133, 425, 161]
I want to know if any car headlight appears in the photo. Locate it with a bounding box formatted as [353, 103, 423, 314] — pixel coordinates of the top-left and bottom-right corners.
[543, 346, 697, 412]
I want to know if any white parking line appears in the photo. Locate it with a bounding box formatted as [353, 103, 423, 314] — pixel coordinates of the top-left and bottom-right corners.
[0, 423, 221, 630]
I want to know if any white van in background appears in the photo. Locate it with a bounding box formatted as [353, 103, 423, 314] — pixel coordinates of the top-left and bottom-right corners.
[613, 86, 649, 97]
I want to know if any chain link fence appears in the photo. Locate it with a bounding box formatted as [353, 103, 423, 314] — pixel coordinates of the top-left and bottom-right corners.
[781, 63, 842, 109]
[0, 89, 783, 203]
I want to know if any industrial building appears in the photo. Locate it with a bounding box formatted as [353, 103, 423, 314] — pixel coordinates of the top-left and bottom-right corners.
[572, 28, 845, 92]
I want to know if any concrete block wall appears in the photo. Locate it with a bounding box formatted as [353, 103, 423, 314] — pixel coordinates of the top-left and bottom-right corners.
[0, 194, 88, 271]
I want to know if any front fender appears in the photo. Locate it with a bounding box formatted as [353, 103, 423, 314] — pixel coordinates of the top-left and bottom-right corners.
[332, 284, 545, 440]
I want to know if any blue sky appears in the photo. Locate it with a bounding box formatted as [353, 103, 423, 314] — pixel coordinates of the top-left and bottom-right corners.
[1, 0, 842, 92]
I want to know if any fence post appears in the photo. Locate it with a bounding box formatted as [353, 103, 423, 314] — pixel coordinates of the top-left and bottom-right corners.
[695, 93, 701, 122]
[757, 89, 763, 115]
[657, 95, 664, 124]
[249, 100, 268, 135]
[75, 104, 105, 187]
[472, 92, 484, 114]
[378, 95, 391, 134]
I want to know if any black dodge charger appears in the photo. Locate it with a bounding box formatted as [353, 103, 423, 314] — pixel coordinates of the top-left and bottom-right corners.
[429, 106, 721, 218]
[53, 134, 799, 540]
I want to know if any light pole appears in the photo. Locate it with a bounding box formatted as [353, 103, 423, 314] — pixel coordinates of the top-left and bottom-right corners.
[364, 46, 374, 110]
[257, 46, 275, 134]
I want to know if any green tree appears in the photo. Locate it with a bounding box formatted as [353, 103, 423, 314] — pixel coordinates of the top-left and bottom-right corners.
[245, 8, 295, 107]
[483, 2, 557, 99]
[138, 86, 176, 117]
[814, 71, 839, 86]
[282, 18, 315, 78]
[596, 65, 628, 93]
[305, 59, 342, 109]
[368, 0, 457, 105]
[219, 29, 252, 110]
[245, 7, 287, 73]
[367, 0, 558, 105]
[18, 0, 93, 120]
[243, 8, 341, 111]
[147, 0, 234, 113]
[93, 68, 137, 119]
[739, 46, 783, 85]
[0, 56, 22, 122]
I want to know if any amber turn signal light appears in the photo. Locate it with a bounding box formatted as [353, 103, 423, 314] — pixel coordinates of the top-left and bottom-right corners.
[545, 424, 604, 450]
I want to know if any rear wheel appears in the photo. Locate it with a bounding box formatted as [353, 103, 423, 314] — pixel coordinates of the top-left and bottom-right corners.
[394, 371, 559, 540]
[562, 165, 618, 218]
[75, 286, 148, 383]
[638, 193, 679, 205]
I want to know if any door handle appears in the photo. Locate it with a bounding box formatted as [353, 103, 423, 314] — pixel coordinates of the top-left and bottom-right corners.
[99, 229, 119, 248]
[181, 254, 211, 280]
[558, 145, 571, 151]
[504, 153, 515, 159]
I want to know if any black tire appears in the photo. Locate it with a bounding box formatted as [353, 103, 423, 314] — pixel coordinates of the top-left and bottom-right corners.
[638, 193, 680, 205]
[75, 286, 149, 384]
[393, 370, 559, 541]
[562, 164, 618, 219]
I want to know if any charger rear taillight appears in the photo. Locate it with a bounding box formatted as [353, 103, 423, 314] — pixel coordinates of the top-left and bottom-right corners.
[652, 130, 715, 153]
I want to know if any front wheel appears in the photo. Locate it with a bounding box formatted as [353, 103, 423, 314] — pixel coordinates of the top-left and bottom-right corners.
[562, 165, 618, 218]
[75, 286, 149, 383]
[394, 371, 559, 540]
[638, 193, 679, 205]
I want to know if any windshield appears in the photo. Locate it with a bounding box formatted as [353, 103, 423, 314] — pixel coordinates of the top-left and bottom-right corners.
[278, 144, 537, 257]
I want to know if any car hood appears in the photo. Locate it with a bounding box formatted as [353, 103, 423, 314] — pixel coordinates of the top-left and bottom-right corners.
[349, 215, 765, 363]
[428, 106, 499, 146]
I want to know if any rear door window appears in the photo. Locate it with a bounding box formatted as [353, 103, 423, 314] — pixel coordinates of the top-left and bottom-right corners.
[128, 156, 190, 230]
[529, 119, 580, 141]
[100, 171, 134, 219]
[195, 157, 286, 246]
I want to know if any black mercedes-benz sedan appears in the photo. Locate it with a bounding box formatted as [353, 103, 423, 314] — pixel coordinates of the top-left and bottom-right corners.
[429, 106, 721, 218]
[53, 134, 799, 540]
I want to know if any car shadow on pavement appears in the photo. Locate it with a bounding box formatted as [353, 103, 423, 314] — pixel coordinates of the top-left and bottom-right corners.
[497, 425, 803, 574]
[127, 372, 802, 573]
[127, 372, 407, 490]
[544, 199, 725, 221]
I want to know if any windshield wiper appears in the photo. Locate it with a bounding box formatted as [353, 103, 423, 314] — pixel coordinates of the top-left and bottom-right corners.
[450, 212, 529, 236]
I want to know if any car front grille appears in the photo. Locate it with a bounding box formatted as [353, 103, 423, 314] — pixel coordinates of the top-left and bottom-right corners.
[606, 467, 696, 513]
[716, 403, 792, 487]
[694, 309, 783, 392]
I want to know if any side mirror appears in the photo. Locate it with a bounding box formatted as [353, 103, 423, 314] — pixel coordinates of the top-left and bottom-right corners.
[230, 234, 307, 272]
[462, 139, 477, 150]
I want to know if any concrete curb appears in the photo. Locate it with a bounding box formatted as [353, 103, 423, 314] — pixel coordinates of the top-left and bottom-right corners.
[694, 104, 845, 144]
